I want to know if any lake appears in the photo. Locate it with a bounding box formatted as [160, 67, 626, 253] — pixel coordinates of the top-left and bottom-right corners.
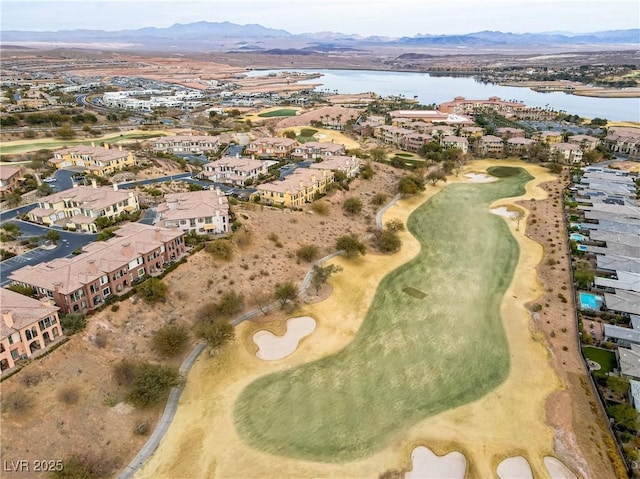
[248, 69, 640, 122]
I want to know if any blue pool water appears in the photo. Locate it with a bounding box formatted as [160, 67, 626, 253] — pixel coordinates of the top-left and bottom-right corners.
[577, 245, 588, 252]
[570, 233, 585, 242]
[570, 223, 583, 229]
[580, 292, 603, 310]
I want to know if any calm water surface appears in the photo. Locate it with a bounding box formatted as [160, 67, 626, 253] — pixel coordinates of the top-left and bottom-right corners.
[248, 69, 640, 122]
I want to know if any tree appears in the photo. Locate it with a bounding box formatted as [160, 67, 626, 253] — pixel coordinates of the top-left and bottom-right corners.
[284, 130, 297, 139]
[375, 229, 402, 253]
[152, 324, 189, 357]
[60, 313, 87, 335]
[608, 404, 638, 431]
[360, 162, 374, 179]
[385, 218, 405, 232]
[45, 229, 61, 244]
[574, 266, 594, 289]
[296, 244, 319, 262]
[215, 291, 245, 317]
[4, 191, 22, 207]
[274, 282, 298, 305]
[397, 175, 425, 195]
[336, 234, 366, 258]
[426, 170, 447, 185]
[371, 193, 388, 206]
[55, 125, 76, 139]
[126, 363, 179, 408]
[205, 239, 233, 261]
[311, 264, 343, 294]
[369, 147, 387, 162]
[195, 320, 235, 352]
[343, 197, 363, 215]
[136, 278, 168, 304]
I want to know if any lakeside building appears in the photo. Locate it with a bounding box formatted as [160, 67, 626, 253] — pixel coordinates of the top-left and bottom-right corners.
[389, 110, 472, 125]
[244, 137, 297, 159]
[459, 126, 484, 138]
[291, 141, 346, 160]
[309, 155, 361, 179]
[438, 96, 526, 117]
[505, 137, 535, 156]
[400, 133, 433, 153]
[0, 165, 24, 198]
[152, 135, 221, 154]
[27, 181, 139, 233]
[568, 134, 600, 152]
[49, 144, 136, 177]
[603, 127, 640, 159]
[199, 156, 267, 186]
[255, 169, 334, 207]
[154, 188, 230, 235]
[0, 288, 61, 372]
[374, 125, 415, 146]
[9, 223, 186, 314]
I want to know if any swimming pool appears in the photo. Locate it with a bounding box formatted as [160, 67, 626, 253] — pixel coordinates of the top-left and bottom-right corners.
[570, 233, 585, 242]
[577, 245, 588, 252]
[579, 292, 603, 310]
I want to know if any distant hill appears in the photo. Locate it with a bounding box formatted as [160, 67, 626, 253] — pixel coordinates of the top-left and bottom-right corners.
[2, 22, 638, 52]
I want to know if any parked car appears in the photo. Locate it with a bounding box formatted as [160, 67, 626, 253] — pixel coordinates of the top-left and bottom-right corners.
[43, 177, 57, 183]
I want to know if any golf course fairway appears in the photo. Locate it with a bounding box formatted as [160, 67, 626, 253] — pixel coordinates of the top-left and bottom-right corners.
[234, 166, 533, 462]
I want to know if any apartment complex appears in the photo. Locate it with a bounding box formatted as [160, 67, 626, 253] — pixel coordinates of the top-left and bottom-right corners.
[291, 141, 346, 160]
[0, 288, 62, 372]
[389, 110, 472, 125]
[604, 127, 640, 159]
[9, 223, 186, 314]
[199, 156, 267, 186]
[477, 135, 505, 156]
[441, 136, 469, 154]
[550, 143, 584, 164]
[27, 181, 139, 233]
[152, 135, 221, 154]
[309, 155, 361, 179]
[49, 144, 136, 176]
[255, 169, 334, 207]
[0, 165, 24, 198]
[244, 137, 297, 158]
[155, 188, 230, 235]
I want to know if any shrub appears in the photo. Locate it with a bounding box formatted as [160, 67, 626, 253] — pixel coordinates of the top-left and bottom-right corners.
[310, 200, 329, 215]
[110, 304, 120, 312]
[385, 218, 405, 232]
[152, 324, 189, 357]
[113, 359, 137, 387]
[371, 193, 388, 206]
[50, 454, 118, 479]
[136, 278, 168, 304]
[60, 313, 87, 335]
[205, 239, 233, 261]
[375, 230, 402, 253]
[343, 197, 363, 215]
[336, 234, 366, 258]
[6, 284, 35, 297]
[274, 282, 298, 305]
[360, 162, 374, 179]
[215, 291, 245, 316]
[134, 420, 151, 436]
[94, 331, 108, 348]
[397, 175, 425, 194]
[126, 363, 179, 408]
[57, 386, 81, 405]
[296, 244, 319, 262]
[2, 391, 34, 414]
[194, 319, 235, 351]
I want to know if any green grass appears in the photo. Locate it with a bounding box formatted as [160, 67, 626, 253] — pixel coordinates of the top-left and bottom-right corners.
[582, 346, 616, 375]
[487, 165, 521, 178]
[234, 168, 533, 462]
[0, 132, 167, 156]
[296, 136, 317, 144]
[257, 109, 298, 118]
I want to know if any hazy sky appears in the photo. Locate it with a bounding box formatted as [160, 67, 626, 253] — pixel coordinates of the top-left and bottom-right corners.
[2, 0, 639, 36]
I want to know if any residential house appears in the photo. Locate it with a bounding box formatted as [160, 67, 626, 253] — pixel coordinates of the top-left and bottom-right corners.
[155, 188, 229, 235]
[400, 133, 433, 153]
[309, 155, 361, 179]
[9, 223, 186, 314]
[568, 134, 599, 152]
[617, 344, 640, 380]
[0, 288, 61, 372]
[440, 136, 469, 154]
[27, 181, 139, 233]
[460, 126, 484, 138]
[604, 128, 640, 159]
[0, 165, 24, 198]
[152, 135, 221, 154]
[534, 130, 563, 144]
[255, 169, 334, 207]
[477, 135, 504, 156]
[49, 144, 136, 176]
[373, 125, 414, 147]
[550, 143, 584, 164]
[244, 137, 297, 158]
[496, 127, 525, 139]
[438, 96, 526, 118]
[200, 156, 267, 186]
[429, 125, 456, 138]
[291, 141, 346, 160]
[389, 110, 472, 125]
[506, 137, 535, 156]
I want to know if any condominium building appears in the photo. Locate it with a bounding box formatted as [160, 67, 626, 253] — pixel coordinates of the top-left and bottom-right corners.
[244, 137, 297, 158]
[49, 144, 136, 176]
[477, 135, 505, 156]
[309, 155, 361, 179]
[27, 181, 139, 233]
[459, 126, 484, 138]
[0, 165, 23, 198]
[374, 125, 415, 146]
[604, 128, 640, 158]
[152, 135, 221, 154]
[291, 141, 346, 160]
[0, 288, 62, 372]
[496, 127, 525, 139]
[400, 133, 433, 153]
[255, 169, 334, 207]
[200, 156, 268, 186]
[155, 188, 230, 235]
[568, 134, 600, 152]
[550, 143, 584, 164]
[9, 223, 186, 314]
[438, 96, 526, 117]
[441, 136, 469, 154]
[534, 130, 564, 144]
[506, 137, 535, 156]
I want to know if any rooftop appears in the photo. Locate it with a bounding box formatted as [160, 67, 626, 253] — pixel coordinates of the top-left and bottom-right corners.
[0, 288, 59, 340]
[156, 189, 229, 223]
[37, 184, 135, 211]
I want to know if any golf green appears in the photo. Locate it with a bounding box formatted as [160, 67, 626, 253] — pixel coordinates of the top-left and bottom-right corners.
[234, 166, 533, 462]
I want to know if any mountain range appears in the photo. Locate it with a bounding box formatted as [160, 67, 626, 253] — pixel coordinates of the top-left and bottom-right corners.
[2, 21, 639, 52]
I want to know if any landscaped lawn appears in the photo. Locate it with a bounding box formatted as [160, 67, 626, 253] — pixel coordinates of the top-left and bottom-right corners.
[234, 166, 532, 462]
[582, 346, 617, 374]
[257, 109, 298, 118]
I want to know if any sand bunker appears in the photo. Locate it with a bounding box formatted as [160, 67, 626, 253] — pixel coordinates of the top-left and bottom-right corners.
[490, 206, 521, 218]
[544, 457, 578, 479]
[405, 446, 466, 479]
[465, 172, 497, 183]
[497, 456, 534, 479]
[253, 316, 316, 361]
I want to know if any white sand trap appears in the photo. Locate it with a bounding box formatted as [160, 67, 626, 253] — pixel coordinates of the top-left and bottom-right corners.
[465, 172, 497, 183]
[405, 446, 466, 479]
[491, 206, 521, 218]
[253, 316, 316, 361]
[544, 457, 577, 479]
[497, 456, 533, 479]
